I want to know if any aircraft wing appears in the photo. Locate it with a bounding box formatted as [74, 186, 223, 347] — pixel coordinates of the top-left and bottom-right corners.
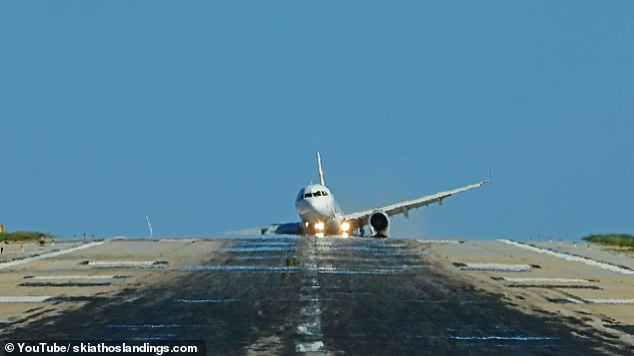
[259, 222, 303, 235]
[343, 180, 489, 225]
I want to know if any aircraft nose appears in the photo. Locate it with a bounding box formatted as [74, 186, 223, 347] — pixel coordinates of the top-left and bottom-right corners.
[296, 197, 326, 218]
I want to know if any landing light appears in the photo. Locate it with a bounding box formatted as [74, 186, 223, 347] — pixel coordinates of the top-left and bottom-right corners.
[314, 221, 325, 232]
[340, 221, 351, 233]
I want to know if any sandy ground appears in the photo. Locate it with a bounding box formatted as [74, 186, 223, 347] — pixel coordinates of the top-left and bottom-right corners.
[0, 238, 227, 330]
[425, 239, 634, 349]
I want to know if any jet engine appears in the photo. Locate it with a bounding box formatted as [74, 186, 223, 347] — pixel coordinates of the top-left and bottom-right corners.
[369, 210, 390, 238]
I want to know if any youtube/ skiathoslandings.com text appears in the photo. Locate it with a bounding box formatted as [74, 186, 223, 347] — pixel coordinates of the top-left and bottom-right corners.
[3, 340, 205, 355]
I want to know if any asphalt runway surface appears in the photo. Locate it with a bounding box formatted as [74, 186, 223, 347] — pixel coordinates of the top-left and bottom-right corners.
[1, 236, 632, 355]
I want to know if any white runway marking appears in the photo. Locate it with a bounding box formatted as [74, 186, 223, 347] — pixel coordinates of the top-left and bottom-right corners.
[558, 297, 585, 304]
[300, 306, 321, 317]
[182, 265, 298, 272]
[174, 299, 239, 304]
[227, 235, 298, 241]
[500, 239, 634, 275]
[586, 299, 634, 304]
[219, 246, 295, 253]
[449, 336, 558, 341]
[0, 240, 108, 270]
[548, 297, 634, 305]
[0, 296, 54, 302]
[460, 263, 534, 272]
[317, 265, 423, 274]
[157, 238, 198, 242]
[417, 239, 462, 244]
[107, 323, 208, 329]
[297, 322, 322, 336]
[26, 275, 117, 280]
[295, 241, 327, 354]
[88, 261, 159, 267]
[498, 277, 592, 284]
[296, 341, 325, 352]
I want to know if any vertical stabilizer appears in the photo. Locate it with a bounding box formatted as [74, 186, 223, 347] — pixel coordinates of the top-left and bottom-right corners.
[317, 151, 325, 186]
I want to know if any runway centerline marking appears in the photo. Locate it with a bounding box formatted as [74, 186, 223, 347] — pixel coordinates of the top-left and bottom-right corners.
[295, 240, 327, 354]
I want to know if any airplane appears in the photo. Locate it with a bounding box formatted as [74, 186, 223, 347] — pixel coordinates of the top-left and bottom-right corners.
[260, 151, 488, 238]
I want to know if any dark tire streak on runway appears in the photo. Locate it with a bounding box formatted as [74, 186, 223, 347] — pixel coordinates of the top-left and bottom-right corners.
[2, 237, 611, 355]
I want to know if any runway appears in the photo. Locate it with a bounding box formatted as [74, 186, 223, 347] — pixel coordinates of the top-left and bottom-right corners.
[1, 236, 633, 354]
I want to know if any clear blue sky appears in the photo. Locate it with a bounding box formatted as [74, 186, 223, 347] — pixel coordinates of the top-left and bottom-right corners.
[1, 2, 633, 240]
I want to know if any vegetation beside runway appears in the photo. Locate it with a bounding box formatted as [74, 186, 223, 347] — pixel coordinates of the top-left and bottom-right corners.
[0, 231, 53, 244]
[583, 234, 634, 249]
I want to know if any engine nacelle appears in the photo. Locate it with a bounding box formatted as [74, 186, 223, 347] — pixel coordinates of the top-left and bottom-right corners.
[369, 210, 390, 238]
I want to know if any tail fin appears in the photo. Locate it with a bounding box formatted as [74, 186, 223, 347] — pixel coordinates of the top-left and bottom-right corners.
[317, 151, 325, 186]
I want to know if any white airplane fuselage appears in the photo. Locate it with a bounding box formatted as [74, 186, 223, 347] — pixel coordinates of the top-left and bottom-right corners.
[295, 184, 348, 236]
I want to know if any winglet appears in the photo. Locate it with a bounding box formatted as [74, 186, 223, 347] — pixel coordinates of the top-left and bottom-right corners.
[317, 151, 325, 186]
[488, 164, 493, 183]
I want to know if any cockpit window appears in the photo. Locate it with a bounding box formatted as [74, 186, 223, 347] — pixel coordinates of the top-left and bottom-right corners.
[302, 190, 329, 199]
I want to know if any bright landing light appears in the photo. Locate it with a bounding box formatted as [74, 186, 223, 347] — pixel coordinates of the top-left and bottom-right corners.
[339, 221, 351, 238]
[313, 221, 326, 238]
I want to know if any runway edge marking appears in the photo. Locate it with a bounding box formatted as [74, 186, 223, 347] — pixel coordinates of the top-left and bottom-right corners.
[0, 239, 111, 270]
[499, 239, 634, 275]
